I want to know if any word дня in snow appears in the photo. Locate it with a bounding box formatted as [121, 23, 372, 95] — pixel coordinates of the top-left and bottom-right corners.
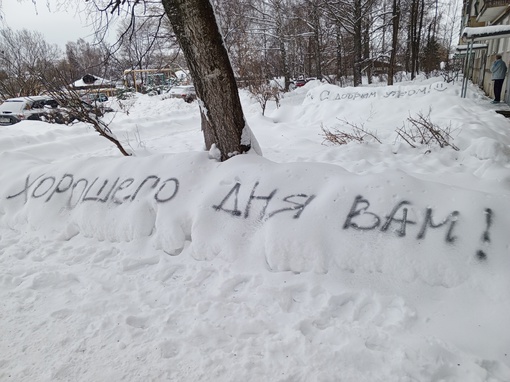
[212, 181, 316, 220]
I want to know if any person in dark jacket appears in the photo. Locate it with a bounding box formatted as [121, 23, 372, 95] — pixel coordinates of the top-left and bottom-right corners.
[490, 54, 507, 104]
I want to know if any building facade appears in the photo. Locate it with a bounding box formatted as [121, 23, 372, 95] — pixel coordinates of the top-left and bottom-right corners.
[461, 1, 510, 102]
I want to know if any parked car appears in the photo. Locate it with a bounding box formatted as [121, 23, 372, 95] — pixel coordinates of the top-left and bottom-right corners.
[53, 98, 113, 122]
[0, 95, 110, 126]
[0, 96, 57, 126]
[167, 85, 197, 103]
[67, 97, 113, 115]
[81, 93, 108, 103]
[0, 113, 20, 126]
[290, 77, 317, 89]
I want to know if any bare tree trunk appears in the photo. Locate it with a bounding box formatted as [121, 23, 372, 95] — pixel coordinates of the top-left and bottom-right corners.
[388, 0, 400, 85]
[279, 36, 291, 90]
[353, 0, 363, 86]
[410, 0, 418, 79]
[274, 0, 291, 91]
[310, 0, 322, 79]
[161, 0, 252, 161]
[416, 0, 425, 75]
[363, 16, 372, 84]
[336, 25, 343, 85]
[409, 0, 425, 79]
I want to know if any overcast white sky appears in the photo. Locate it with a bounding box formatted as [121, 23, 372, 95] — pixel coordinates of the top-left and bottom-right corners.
[1, 0, 97, 48]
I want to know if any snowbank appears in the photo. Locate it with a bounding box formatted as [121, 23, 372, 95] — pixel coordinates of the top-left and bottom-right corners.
[1, 78, 510, 381]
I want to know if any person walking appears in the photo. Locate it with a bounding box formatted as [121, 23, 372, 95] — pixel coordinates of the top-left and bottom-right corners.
[490, 54, 507, 104]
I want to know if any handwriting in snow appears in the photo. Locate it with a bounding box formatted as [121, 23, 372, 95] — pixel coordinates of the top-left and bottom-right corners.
[7, 173, 179, 208]
[6, 175, 492, 255]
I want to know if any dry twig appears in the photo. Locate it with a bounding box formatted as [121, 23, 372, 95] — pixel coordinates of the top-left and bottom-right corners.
[321, 117, 381, 145]
[395, 109, 459, 151]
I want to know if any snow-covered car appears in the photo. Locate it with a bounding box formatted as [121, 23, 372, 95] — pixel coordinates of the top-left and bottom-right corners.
[54, 99, 113, 122]
[0, 113, 20, 126]
[0, 95, 111, 126]
[0, 96, 58, 125]
[167, 85, 197, 103]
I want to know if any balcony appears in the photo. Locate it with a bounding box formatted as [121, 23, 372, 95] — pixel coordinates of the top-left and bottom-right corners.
[476, 0, 510, 22]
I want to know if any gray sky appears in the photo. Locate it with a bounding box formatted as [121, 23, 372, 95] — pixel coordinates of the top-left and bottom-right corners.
[1, 0, 97, 48]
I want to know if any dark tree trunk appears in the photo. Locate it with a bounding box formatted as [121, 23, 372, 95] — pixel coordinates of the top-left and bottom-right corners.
[409, 0, 424, 79]
[405, 22, 411, 73]
[388, 0, 400, 86]
[363, 17, 371, 84]
[416, 0, 425, 74]
[353, 0, 363, 86]
[336, 25, 342, 85]
[311, 0, 322, 79]
[410, 0, 418, 79]
[274, 0, 291, 91]
[161, 0, 252, 161]
[279, 36, 291, 91]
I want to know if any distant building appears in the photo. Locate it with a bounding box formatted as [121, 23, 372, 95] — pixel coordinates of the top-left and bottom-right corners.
[70, 74, 116, 95]
[460, 0, 510, 103]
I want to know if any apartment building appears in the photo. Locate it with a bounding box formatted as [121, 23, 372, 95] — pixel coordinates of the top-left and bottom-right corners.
[461, 0, 510, 102]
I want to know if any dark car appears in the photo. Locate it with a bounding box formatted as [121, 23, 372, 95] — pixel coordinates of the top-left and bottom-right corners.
[294, 79, 307, 87]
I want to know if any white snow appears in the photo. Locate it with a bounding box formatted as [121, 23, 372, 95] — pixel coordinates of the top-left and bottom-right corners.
[1, 77, 510, 381]
[462, 25, 510, 41]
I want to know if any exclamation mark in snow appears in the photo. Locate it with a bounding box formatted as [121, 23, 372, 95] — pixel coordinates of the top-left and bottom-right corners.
[476, 208, 493, 261]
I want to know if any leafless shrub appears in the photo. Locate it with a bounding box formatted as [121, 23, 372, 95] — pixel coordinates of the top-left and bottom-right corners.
[396, 109, 459, 151]
[248, 81, 281, 116]
[321, 117, 381, 145]
[50, 89, 132, 156]
[440, 59, 462, 84]
[33, 65, 132, 157]
[125, 125, 146, 152]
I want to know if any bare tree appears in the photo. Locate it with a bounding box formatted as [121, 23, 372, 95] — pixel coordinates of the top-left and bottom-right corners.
[405, 0, 426, 78]
[117, 16, 172, 72]
[161, 0, 256, 160]
[245, 0, 293, 90]
[323, 0, 379, 86]
[89, 0, 257, 161]
[0, 28, 61, 98]
[65, 38, 110, 78]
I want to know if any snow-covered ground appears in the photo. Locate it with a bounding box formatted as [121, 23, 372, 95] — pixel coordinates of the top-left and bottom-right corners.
[1, 77, 510, 381]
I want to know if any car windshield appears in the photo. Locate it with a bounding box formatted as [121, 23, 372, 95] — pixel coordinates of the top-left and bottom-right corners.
[0, 100, 25, 113]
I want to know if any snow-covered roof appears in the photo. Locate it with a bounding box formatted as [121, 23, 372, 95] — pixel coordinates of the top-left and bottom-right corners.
[71, 74, 115, 89]
[456, 43, 488, 51]
[462, 25, 510, 41]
